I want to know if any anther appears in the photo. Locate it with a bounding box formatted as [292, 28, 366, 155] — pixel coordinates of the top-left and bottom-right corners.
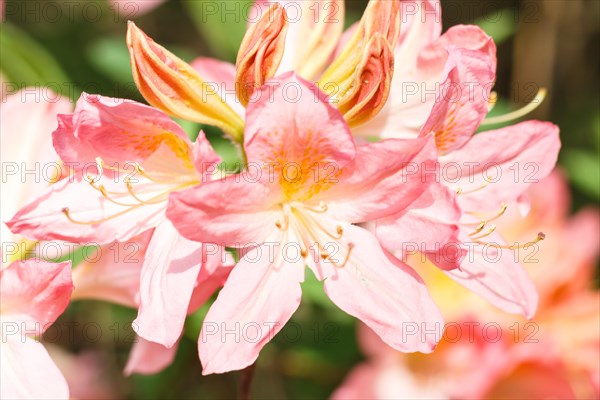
[470, 224, 496, 240]
[476, 232, 546, 250]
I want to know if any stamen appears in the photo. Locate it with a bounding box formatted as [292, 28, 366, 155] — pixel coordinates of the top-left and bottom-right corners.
[304, 201, 329, 214]
[303, 211, 343, 240]
[125, 178, 167, 205]
[470, 224, 496, 240]
[61, 207, 140, 225]
[463, 203, 509, 228]
[481, 88, 547, 126]
[476, 232, 546, 250]
[456, 180, 490, 196]
[331, 243, 354, 268]
[467, 221, 486, 236]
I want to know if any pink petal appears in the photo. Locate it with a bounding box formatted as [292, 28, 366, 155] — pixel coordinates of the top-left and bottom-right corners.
[199, 240, 304, 374]
[319, 137, 436, 223]
[436, 24, 497, 75]
[446, 230, 538, 318]
[188, 248, 234, 313]
[190, 57, 245, 118]
[7, 173, 166, 244]
[441, 121, 561, 212]
[376, 182, 461, 254]
[124, 337, 178, 376]
[134, 220, 203, 348]
[71, 231, 152, 307]
[111, 0, 164, 16]
[0, 88, 71, 243]
[0, 259, 72, 333]
[244, 72, 355, 171]
[0, 338, 69, 400]
[192, 130, 222, 178]
[166, 177, 280, 245]
[313, 225, 444, 353]
[53, 93, 192, 169]
[420, 46, 495, 154]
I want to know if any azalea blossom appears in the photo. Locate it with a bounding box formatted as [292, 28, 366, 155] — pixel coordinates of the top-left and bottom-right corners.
[166, 73, 444, 374]
[7, 94, 233, 349]
[333, 171, 599, 399]
[0, 258, 73, 399]
[367, 11, 560, 317]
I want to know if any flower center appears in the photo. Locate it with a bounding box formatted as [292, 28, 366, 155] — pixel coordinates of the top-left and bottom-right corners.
[274, 201, 352, 268]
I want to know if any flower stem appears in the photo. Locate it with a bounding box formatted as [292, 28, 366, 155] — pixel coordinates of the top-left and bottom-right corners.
[239, 363, 256, 400]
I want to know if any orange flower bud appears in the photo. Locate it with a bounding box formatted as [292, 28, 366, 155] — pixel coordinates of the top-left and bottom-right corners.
[318, 0, 400, 127]
[235, 4, 288, 107]
[337, 34, 394, 127]
[127, 22, 244, 142]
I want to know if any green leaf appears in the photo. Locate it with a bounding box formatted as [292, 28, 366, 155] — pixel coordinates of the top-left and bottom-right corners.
[561, 149, 600, 200]
[474, 8, 518, 45]
[0, 22, 69, 85]
[86, 36, 134, 84]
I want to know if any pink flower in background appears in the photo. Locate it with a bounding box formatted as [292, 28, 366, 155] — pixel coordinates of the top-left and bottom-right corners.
[7, 94, 233, 350]
[167, 73, 443, 374]
[0, 88, 71, 256]
[110, 0, 164, 17]
[0, 259, 73, 399]
[334, 171, 600, 399]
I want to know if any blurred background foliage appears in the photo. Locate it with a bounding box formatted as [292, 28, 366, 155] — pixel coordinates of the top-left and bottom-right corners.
[1, 0, 599, 398]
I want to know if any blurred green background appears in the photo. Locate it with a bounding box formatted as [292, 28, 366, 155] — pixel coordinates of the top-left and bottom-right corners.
[1, 0, 598, 398]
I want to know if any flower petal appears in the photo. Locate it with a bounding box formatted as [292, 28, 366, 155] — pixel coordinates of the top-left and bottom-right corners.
[376, 182, 461, 256]
[0, 259, 72, 333]
[0, 88, 71, 244]
[192, 130, 222, 179]
[319, 136, 436, 223]
[53, 93, 194, 172]
[70, 231, 151, 308]
[419, 46, 495, 154]
[133, 220, 203, 348]
[7, 174, 166, 244]
[244, 72, 355, 172]
[313, 225, 444, 353]
[124, 337, 178, 376]
[441, 121, 561, 212]
[0, 338, 69, 400]
[166, 177, 280, 246]
[199, 240, 304, 374]
[445, 230, 538, 318]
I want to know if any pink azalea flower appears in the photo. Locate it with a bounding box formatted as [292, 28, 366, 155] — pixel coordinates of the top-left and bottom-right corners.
[0, 259, 73, 399]
[334, 171, 600, 399]
[166, 73, 443, 374]
[7, 94, 233, 349]
[366, 11, 561, 318]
